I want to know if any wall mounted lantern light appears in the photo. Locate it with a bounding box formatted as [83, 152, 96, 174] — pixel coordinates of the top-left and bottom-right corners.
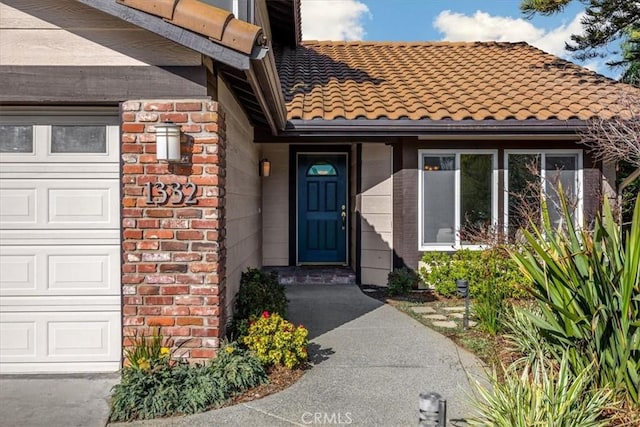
[259, 158, 271, 177]
[155, 122, 182, 162]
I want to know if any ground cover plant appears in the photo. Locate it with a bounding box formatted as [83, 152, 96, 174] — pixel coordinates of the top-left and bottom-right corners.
[110, 336, 267, 422]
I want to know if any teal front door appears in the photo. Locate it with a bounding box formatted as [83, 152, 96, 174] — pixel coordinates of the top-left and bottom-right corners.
[297, 154, 348, 264]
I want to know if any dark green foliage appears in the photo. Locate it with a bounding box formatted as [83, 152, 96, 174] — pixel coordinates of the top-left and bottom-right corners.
[208, 343, 268, 393]
[521, 0, 640, 83]
[386, 267, 418, 296]
[228, 268, 287, 338]
[109, 343, 267, 422]
[420, 249, 529, 298]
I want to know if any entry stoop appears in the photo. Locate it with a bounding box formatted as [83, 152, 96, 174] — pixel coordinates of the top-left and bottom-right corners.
[263, 267, 356, 285]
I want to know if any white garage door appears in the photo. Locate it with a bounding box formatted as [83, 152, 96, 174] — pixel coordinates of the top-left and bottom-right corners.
[0, 115, 121, 373]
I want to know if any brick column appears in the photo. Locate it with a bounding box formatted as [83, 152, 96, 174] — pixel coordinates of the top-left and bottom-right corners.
[120, 99, 226, 363]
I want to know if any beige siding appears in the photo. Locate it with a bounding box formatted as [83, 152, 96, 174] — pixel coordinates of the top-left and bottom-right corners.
[220, 80, 262, 316]
[360, 144, 393, 285]
[0, 0, 200, 66]
[350, 145, 358, 270]
[261, 144, 290, 266]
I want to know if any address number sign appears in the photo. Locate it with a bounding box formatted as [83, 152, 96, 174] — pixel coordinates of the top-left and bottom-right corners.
[144, 181, 198, 205]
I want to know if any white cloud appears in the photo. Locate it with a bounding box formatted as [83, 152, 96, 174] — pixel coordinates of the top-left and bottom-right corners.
[433, 10, 585, 58]
[300, 0, 370, 41]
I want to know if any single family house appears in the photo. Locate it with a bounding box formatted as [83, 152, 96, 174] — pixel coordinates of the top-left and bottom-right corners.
[0, 0, 633, 373]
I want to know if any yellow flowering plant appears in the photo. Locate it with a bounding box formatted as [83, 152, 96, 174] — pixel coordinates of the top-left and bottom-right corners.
[124, 328, 172, 371]
[242, 311, 308, 369]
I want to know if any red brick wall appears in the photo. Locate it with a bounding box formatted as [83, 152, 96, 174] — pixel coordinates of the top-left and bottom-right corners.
[120, 99, 226, 363]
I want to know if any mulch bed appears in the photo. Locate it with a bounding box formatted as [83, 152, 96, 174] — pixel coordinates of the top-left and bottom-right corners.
[230, 364, 307, 405]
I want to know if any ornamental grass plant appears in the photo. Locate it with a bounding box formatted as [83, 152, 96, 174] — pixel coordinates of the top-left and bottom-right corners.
[510, 193, 640, 409]
[469, 355, 613, 427]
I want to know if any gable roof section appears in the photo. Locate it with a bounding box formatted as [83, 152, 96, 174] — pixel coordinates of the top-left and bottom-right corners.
[79, 0, 287, 132]
[276, 41, 634, 135]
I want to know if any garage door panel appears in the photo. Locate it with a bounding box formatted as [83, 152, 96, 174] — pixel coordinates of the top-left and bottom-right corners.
[0, 125, 119, 163]
[0, 254, 36, 291]
[0, 229, 120, 245]
[1, 246, 120, 296]
[0, 179, 119, 229]
[0, 321, 36, 357]
[0, 188, 36, 224]
[0, 311, 121, 363]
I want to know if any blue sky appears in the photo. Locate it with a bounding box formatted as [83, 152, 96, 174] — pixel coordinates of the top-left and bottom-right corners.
[300, 0, 620, 78]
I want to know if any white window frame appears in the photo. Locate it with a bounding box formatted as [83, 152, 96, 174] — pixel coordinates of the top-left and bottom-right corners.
[418, 149, 498, 251]
[503, 149, 584, 235]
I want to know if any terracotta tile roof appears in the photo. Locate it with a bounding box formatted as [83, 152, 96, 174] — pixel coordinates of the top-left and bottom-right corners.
[277, 41, 634, 122]
[116, 0, 264, 54]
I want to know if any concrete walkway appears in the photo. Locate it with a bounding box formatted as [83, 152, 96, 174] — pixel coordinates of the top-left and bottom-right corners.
[112, 285, 485, 426]
[0, 285, 485, 427]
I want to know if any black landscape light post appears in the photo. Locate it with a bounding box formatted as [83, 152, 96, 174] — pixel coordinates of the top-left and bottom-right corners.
[456, 279, 469, 329]
[419, 392, 447, 426]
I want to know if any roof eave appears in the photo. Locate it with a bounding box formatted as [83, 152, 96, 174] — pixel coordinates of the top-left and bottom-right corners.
[246, 50, 288, 132]
[279, 118, 588, 138]
[77, 0, 258, 70]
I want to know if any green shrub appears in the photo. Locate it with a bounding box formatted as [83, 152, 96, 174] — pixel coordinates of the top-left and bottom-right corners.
[419, 248, 529, 298]
[386, 267, 418, 296]
[511, 194, 640, 407]
[243, 311, 308, 369]
[229, 268, 287, 338]
[469, 355, 612, 427]
[208, 342, 268, 393]
[110, 337, 267, 422]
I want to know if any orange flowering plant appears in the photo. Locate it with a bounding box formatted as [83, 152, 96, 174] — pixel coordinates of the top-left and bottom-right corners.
[243, 311, 308, 369]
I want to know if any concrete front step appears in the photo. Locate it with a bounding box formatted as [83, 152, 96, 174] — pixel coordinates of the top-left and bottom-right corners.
[263, 266, 356, 285]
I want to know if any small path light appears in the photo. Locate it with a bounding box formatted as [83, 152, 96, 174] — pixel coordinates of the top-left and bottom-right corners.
[419, 392, 447, 426]
[456, 279, 470, 329]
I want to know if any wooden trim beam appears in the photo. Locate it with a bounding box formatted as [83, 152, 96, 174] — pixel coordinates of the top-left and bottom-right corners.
[0, 65, 207, 104]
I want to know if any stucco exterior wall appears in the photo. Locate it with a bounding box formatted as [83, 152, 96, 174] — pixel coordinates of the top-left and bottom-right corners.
[219, 80, 262, 316]
[261, 143, 290, 266]
[359, 144, 393, 285]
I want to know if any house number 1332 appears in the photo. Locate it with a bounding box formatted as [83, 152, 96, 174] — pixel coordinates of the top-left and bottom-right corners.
[144, 181, 198, 205]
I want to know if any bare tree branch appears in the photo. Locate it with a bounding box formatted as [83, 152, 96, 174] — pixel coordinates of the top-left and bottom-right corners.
[581, 90, 640, 168]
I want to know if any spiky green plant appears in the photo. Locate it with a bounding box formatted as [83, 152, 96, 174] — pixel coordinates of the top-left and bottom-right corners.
[468, 355, 613, 427]
[510, 193, 640, 407]
[503, 305, 554, 374]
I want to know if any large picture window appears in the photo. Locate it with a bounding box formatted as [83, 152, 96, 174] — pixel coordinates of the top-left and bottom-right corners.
[505, 151, 582, 238]
[419, 150, 497, 250]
